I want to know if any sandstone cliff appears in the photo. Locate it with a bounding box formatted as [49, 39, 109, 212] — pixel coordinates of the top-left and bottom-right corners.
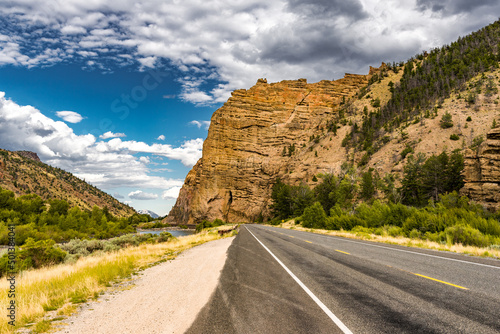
[168, 61, 500, 224]
[461, 126, 500, 211]
[168, 69, 379, 224]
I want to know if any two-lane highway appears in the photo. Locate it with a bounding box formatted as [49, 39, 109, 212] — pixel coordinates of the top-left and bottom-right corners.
[187, 225, 500, 333]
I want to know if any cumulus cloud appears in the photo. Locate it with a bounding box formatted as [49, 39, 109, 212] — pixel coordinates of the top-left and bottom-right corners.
[128, 190, 158, 200]
[162, 186, 182, 200]
[61, 25, 87, 35]
[94, 137, 203, 166]
[113, 192, 124, 199]
[189, 120, 211, 130]
[0, 0, 499, 103]
[156, 135, 165, 140]
[100, 131, 126, 139]
[56, 110, 84, 123]
[0, 92, 197, 189]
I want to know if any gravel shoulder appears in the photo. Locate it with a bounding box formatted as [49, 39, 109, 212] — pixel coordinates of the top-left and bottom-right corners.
[53, 237, 234, 334]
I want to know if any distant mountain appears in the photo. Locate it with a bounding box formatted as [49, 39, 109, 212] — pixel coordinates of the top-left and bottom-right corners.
[0, 148, 135, 217]
[137, 209, 160, 218]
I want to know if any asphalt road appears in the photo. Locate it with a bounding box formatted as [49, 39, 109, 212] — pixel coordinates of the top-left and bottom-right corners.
[186, 225, 500, 333]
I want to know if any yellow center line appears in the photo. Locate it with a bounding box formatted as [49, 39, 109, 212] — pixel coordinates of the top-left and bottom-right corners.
[335, 250, 350, 255]
[412, 273, 468, 290]
[304, 240, 312, 243]
[289, 235, 294, 238]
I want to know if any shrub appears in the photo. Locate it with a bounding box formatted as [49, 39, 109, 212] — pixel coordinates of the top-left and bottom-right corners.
[470, 136, 484, 151]
[387, 226, 404, 237]
[450, 134, 460, 141]
[302, 202, 327, 229]
[329, 204, 344, 218]
[157, 232, 173, 243]
[440, 112, 453, 128]
[371, 98, 381, 108]
[402, 211, 439, 235]
[401, 145, 414, 159]
[444, 225, 489, 247]
[355, 201, 387, 228]
[0, 238, 67, 276]
[409, 229, 421, 239]
[325, 217, 340, 230]
[60, 239, 90, 257]
[103, 242, 120, 253]
[330, 215, 364, 230]
[195, 218, 225, 232]
[466, 116, 472, 122]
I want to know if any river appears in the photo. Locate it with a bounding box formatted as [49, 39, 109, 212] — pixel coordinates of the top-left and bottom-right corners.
[138, 229, 195, 237]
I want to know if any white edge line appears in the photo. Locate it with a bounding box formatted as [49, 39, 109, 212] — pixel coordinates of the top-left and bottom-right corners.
[262, 226, 500, 270]
[246, 226, 353, 334]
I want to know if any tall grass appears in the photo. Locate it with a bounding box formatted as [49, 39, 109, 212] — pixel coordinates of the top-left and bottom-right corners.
[0, 230, 229, 333]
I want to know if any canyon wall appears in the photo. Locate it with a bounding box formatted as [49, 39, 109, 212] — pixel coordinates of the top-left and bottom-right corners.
[461, 127, 500, 211]
[167, 70, 380, 224]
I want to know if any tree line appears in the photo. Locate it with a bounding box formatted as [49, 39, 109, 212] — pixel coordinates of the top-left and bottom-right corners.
[271, 150, 464, 220]
[347, 20, 500, 156]
[0, 186, 152, 246]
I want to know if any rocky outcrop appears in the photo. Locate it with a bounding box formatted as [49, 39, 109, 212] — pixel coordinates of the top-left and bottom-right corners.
[168, 70, 379, 224]
[461, 127, 500, 211]
[15, 151, 41, 162]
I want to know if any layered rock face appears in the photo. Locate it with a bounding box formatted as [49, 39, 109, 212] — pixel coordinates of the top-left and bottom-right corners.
[168, 70, 377, 224]
[461, 127, 500, 211]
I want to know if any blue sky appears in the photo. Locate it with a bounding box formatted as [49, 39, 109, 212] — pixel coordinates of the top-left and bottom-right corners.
[0, 0, 498, 216]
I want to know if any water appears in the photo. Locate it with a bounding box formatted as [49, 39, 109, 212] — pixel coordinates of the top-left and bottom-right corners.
[138, 229, 195, 237]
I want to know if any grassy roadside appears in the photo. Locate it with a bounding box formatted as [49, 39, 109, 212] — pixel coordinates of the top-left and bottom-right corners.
[272, 221, 500, 259]
[0, 227, 236, 334]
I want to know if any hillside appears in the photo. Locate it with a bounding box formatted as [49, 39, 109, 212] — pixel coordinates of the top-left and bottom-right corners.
[0, 149, 135, 217]
[168, 21, 500, 224]
[167, 71, 378, 224]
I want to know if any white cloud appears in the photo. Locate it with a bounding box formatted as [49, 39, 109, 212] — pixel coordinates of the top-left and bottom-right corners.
[0, 92, 196, 189]
[100, 131, 126, 139]
[95, 137, 203, 166]
[56, 110, 84, 123]
[1, 1, 498, 103]
[189, 120, 211, 130]
[61, 25, 86, 35]
[113, 192, 124, 199]
[162, 186, 181, 200]
[139, 156, 150, 164]
[138, 56, 157, 69]
[128, 190, 158, 200]
[156, 135, 165, 140]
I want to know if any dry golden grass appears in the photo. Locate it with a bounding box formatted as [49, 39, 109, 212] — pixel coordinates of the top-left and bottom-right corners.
[0, 229, 233, 333]
[277, 220, 500, 259]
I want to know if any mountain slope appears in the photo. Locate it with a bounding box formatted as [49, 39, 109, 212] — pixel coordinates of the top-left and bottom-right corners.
[168, 21, 500, 224]
[0, 149, 135, 217]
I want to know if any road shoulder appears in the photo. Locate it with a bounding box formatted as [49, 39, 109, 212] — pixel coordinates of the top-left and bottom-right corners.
[53, 237, 234, 334]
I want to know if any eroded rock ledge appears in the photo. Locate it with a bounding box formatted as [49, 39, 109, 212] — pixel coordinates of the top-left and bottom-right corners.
[168, 69, 380, 224]
[461, 127, 500, 211]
